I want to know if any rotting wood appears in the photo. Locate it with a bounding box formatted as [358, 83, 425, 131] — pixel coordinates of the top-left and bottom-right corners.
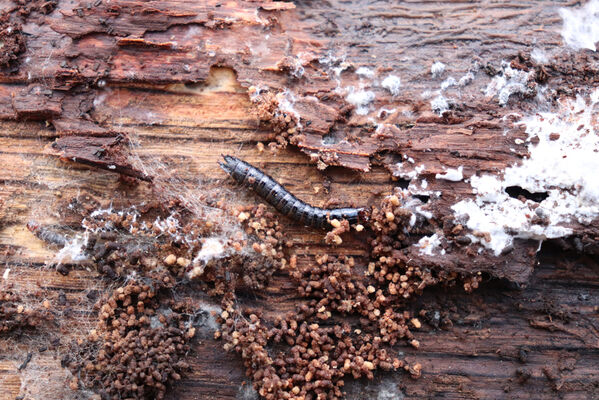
[0, 0, 598, 399]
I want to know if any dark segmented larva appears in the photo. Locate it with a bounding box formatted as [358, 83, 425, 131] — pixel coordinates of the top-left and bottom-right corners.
[27, 221, 69, 246]
[219, 155, 365, 229]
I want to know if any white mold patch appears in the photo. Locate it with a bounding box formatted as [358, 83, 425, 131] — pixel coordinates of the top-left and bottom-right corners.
[318, 51, 350, 76]
[346, 87, 376, 115]
[431, 61, 446, 78]
[416, 233, 445, 256]
[153, 214, 184, 241]
[2, 268, 10, 280]
[237, 383, 259, 400]
[356, 66, 375, 78]
[254, 8, 269, 26]
[377, 107, 397, 118]
[381, 74, 401, 96]
[559, 0, 599, 51]
[392, 163, 426, 180]
[452, 90, 599, 255]
[90, 206, 114, 218]
[93, 92, 108, 108]
[458, 72, 475, 87]
[290, 52, 310, 78]
[377, 379, 405, 400]
[276, 89, 302, 128]
[194, 237, 226, 263]
[484, 61, 532, 106]
[421, 90, 433, 100]
[430, 94, 449, 115]
[189, 237, 228, 279]
[441, 77, 457, 91]
[414, 205, 433, 221]
[436, 166, 463, 182]
[55, 234, 88, 263]
[531, 48, 549, 64]
[390, 189, 435, 227]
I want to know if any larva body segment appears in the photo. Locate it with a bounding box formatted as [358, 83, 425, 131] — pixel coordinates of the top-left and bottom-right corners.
[219, 155, 365, 229]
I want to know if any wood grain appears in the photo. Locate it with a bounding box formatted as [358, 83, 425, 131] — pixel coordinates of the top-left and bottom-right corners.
[1, 0, 598, 399]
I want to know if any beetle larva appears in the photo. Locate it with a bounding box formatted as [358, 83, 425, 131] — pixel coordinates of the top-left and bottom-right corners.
[27, 221, 69, 246]
[219, 155, 366, 228]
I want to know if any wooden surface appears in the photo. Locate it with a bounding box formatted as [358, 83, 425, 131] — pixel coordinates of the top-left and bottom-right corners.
[1, 0, 598, 399]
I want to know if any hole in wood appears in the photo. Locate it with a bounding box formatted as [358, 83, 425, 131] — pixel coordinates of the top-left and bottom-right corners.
[505, 186, 549, 202]
[413, 194, 430, 203]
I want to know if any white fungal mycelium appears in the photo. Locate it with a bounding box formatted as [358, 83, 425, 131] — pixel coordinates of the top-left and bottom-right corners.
[376, 379, 405, 400]
[276, 89, 302, 128]
[431, 61, 446, 78]
[356, 66, 375, 78]
[441, 77, 457, 91]
[451, 89, 599, 256]
[345, 87, 376, 115]
[318, 51, 350, 76]
[458, 71, 475, 87]
[55, 234, 89, 263]
[381, 75, 401, 96]
[188, 237, 228, 278]
[194, 237, 226, 264]
[484, 61, 532, 106]
[392, 163, 426, 180]
[530, 48, 549, 64]
[559, 0, 599, 51]
[416, 233, 445, 256]
[430, 94, 449, 114]
[435, 166, 464, 182]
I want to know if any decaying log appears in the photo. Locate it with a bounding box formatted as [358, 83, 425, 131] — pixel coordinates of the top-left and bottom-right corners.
[0, 0, 598, 399]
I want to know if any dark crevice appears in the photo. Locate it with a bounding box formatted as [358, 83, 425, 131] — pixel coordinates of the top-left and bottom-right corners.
[505, 186, 548, 202]
[413, 194, 430, 203]
[395, 179, 410, 189]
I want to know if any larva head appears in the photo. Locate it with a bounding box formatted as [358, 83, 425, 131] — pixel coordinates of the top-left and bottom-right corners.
[357, 208, 370, 224]
[219, 154, 240, 176]
[26, 220, 40, 232]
